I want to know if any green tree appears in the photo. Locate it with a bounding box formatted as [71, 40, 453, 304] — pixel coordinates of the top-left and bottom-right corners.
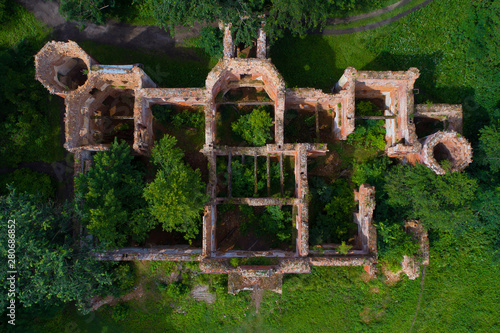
[75, 140, 151, 249]
[133, 0, 358, 46]
[0, 42, 60, 167]
[144, 135, 208, 240]
[0, 190, 113, 313]
[382, 164, 477, 232]
[0, 168, 55, 199]
[59, 0, 115, 24]
[478, 121, 500, 173]
[198, 26, 224, 58]
[232, 106, 273, 146]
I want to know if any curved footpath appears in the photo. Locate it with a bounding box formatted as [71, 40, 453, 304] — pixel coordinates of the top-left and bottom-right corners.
[326, 0, 413, 25]
[19, 0, 436, 47]
[322, 0, 435, 35]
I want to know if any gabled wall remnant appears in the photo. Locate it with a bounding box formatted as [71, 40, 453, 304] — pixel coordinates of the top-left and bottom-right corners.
[36, 32, 470, 294]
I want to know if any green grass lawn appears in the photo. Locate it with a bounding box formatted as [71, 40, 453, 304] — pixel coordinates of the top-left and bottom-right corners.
[26, 244, 500, 332]
[326, 0, 429, 30]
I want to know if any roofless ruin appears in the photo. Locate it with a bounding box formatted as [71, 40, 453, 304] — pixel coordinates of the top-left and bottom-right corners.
[35, 25, 472, 293]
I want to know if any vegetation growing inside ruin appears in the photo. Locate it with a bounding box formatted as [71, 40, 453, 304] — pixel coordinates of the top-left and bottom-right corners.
[309, 177, 357, 245]
[217, 155, 294, 198]
[144, 135, 208, 241]
[217, 204, 295, 250]
[231, 106, 274, 146]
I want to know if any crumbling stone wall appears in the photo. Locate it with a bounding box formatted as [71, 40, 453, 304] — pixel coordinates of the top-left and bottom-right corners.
[400, 220, 429, 280]
[95, 246, 202, 261]
[354, 184, 377, 255]
[353, 68, 420, 146]
[415, 103, 463, 133]
[35, 41, 95, 96]
[418, 130, 473, 175]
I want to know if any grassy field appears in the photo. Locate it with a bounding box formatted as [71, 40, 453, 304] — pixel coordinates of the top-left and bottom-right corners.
[25, 243, 499, 332]
[325, 0, 430, 29]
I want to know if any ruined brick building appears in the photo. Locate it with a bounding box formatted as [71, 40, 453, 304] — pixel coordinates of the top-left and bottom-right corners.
[35, 25, 471, 293]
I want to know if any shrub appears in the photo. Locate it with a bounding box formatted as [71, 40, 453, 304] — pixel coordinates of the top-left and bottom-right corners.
[347, 119, 386, 152]
[337, 241, 352, 255]
[377, 221, 420, 271]
[111, 303, 130, 321]
[59, 0, 115, 24]
[0, 168, 55, 199]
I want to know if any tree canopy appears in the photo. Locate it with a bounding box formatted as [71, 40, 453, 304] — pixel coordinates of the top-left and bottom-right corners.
[75, 140, 152, 249]
[231, 106, 273, 146]
[144, 135, 208, 240]
[0, 189, 112, 313]
[133, 0, 374, 46]
[381, 164, 478, 232]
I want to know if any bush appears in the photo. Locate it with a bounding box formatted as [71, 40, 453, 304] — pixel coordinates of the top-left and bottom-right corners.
[111, 303, 130, 321]
[259, 205, 293, 242]
[310, 177, 356, 244]
[337, 241, 352, 255]
[59, 0, 115, 24]
[377, 221, 420, 271]
[0, 168, 55, 199]
[112, 263, 135, 296]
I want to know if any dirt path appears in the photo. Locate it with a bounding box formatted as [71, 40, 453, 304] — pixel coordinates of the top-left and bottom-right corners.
[19, 0, 436, 49]
[408, 265, 427, 333]
[322, 0, 435, 35]
[17, 0, 200, 53]
[326, 0, 412, 25]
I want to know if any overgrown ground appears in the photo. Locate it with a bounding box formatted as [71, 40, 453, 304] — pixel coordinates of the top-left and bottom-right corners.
[24, 246, 500, 332]
[2, 0, 500, 331]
